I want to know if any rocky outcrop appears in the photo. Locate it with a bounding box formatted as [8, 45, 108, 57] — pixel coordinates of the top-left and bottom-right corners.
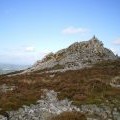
[80, 104, 120, 120]
[24, 36, 117, 73]
[0, 90, 80, 120]
[0, 90, 120, 120]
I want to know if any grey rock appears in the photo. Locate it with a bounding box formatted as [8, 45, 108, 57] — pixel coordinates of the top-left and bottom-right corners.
[110, 76, 120, 88]
[0, 90, 120, 120]
[1, 90, 80, 120]
[23, 36, 117, 73]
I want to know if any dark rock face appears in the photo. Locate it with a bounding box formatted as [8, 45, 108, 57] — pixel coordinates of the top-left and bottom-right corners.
[25, 36, 117, 72]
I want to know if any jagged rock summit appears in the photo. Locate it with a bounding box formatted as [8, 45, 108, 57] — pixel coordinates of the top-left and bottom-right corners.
[26, 36, 117, 72]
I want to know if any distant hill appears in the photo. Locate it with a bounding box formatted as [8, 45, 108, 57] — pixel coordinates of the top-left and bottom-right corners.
[0, 63, 30, 74]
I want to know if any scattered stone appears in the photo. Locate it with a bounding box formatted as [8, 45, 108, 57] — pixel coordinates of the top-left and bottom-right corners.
[49, 74, 55, 78]
[0, 90, 120, 120]
[0, 115, 7, 120]
[110, 76, 120, 88]
[0, 84, 16, 93]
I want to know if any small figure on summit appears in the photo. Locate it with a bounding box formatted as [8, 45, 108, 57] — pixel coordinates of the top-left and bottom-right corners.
[93, 35, 96, 39]
[92, 35, 98, 41]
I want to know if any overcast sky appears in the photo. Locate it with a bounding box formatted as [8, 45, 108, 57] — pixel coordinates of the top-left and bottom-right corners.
[0, 0, 120, 65]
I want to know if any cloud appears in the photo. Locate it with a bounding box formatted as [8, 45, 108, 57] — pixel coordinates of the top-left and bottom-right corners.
[62, 26, 88, 35]
[25, 46, 35, 52]
[113, 38, 120, 45]
[0, 46, 49, 65]
[0, 50, 48, 65]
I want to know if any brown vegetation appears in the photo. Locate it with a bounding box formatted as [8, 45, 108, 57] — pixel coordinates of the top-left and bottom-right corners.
[0, 59, 120, 113]
[51, 112, 86, 120]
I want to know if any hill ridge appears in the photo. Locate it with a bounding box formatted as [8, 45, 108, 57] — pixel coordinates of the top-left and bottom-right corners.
[25, 36, 117, 73]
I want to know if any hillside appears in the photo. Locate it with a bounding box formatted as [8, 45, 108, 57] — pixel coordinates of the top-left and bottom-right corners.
[0, 37, 120, 120]
[24, 36, 117, 73]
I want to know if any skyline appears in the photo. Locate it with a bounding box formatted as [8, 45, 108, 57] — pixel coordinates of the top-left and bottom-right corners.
[0, 0, 120, 65]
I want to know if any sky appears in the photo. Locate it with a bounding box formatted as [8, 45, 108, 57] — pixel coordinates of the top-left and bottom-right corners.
[0, 0, 120, 65]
